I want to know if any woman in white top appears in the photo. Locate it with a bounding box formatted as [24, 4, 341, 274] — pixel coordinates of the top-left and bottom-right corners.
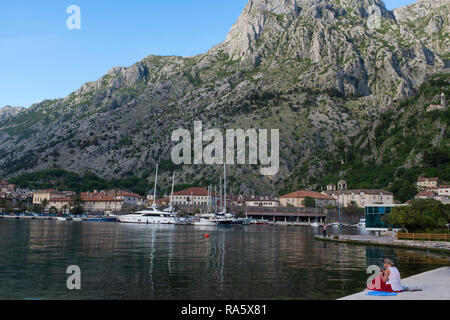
[367, 258, 403, 292]
[381, 258, 403, 292]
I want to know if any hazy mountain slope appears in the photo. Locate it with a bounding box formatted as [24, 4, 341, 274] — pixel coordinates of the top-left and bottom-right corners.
[0, 0, 448, 196]
[0, 106, 24, 120]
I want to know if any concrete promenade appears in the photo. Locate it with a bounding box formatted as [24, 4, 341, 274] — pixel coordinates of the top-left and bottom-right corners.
[339, 267, 450, 300]
[315, 234, 450, 253]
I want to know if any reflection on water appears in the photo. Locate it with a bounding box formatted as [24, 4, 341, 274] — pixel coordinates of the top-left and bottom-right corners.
[0, 220, 448, 300]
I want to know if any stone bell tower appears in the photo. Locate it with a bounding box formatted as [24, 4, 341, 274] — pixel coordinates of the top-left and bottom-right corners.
[441, 93, 446, 109]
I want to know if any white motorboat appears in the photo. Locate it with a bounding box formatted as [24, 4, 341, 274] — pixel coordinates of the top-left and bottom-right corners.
[118, 206, 179, 224]
[118, 166, 179, 225]
[56, 216, 73, 222]
[192, 213, 219, 226]
[192, 213, 233, 226]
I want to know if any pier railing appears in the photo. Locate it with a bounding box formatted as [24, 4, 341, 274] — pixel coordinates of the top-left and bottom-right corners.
[397, 233, 449, 242]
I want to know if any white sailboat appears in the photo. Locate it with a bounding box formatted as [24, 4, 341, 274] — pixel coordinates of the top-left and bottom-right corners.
[215, 163, 234, 225]
[192, 185, 218, 226]
[310, 198, 320, 227]
[118, 165, 179, 224]
[193, 164, 233, 226]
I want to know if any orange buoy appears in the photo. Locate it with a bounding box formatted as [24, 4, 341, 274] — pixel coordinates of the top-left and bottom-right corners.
[205, 233, 210, 238]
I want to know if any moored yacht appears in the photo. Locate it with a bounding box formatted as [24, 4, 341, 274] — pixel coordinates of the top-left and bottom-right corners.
[118, 165, 180, 225]
[192, 213, 221, 226]
[118, 206, 179, 224]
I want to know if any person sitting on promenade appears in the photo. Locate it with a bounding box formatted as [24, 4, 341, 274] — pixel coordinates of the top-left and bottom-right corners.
[367, 258, 403, 293]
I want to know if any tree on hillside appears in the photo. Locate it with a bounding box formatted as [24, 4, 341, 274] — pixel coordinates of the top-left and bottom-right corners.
[389, 179, 418, 203]
[386, 199, 450, 233]
[302, 197, 316, 208]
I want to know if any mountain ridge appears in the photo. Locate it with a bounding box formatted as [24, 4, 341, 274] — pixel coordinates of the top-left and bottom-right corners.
[0, 0, 448, 198]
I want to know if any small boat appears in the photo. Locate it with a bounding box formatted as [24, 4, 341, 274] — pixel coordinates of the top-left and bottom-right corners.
[192, 217, 218, 226]
[250, 219, 270, 225]
[331, 222, 343, 228]
[310, 222, 320, 227]
[358, 218, 366, 228]
[56, 216, 73, 222]
[192, 213, 232, 226]
[84, 216, 117, 222]
[232, 217, 251, 225]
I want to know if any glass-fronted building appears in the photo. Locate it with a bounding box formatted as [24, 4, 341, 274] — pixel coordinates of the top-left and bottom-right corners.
[364, 205, 402, 230]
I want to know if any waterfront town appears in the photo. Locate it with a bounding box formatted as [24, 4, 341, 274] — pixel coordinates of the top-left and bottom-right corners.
[1, 177, 448, 229]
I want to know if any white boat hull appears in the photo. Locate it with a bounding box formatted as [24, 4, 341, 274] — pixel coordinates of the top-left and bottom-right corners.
[193, 220, 217, 226]
[118, 216, 178, 224]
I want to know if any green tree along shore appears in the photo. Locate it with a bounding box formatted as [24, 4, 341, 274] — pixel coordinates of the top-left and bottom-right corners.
[386, 199, 450, 233]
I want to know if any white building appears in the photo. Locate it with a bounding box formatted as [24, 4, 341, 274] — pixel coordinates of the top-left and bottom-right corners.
[245, 196, 279, 207]
[114, 191, 145, 206]
[322, 189, 394, 208]
[172, 187, 216, 206]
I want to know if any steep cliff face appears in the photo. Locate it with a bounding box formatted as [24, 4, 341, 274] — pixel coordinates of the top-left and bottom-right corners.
[0, 0, 448, 195]
[394, 0, 449, 58]
[219, 0, 446, 99]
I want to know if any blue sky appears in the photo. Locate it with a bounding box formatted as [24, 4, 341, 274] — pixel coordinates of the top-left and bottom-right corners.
[1, 0, 416, 108]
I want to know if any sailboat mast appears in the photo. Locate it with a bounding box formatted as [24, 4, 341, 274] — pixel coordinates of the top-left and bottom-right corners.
[169, 172, 175, 208]
[207, 185, 211, 212]
[219, 177, 222, 210]
[223, 163, 227, 212]
[153, 163, 158, 207]
[214, 185, 217, 213]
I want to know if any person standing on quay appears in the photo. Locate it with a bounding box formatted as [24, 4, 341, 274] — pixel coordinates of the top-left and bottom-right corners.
[323, 224, 327, 237]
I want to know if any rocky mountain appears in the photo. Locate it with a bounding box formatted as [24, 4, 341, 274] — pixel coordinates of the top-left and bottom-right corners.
[0, 0, 449, 196]
[0, 106, 24, 120]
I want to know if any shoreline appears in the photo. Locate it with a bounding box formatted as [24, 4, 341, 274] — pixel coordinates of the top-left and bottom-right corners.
[315, 235, 450, 254]
[339, 267, 450, 300]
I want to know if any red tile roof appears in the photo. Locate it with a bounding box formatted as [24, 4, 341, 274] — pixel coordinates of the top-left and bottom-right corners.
[416, 191, 436, 198]
[280, 190, 335, 200]
[173, 187, 212, 197]
[116, 191, 141, 197]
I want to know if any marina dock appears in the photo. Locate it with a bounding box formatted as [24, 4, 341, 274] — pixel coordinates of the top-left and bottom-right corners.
[339, 267, 450, 300]
[315, 234, 450, 253]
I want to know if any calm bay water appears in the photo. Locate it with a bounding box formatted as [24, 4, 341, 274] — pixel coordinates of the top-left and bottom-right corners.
[0, 219, 449, 300]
